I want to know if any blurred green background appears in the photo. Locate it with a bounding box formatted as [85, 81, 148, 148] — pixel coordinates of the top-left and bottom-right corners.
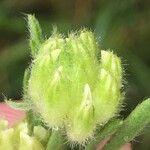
[0, 0, 149, 149]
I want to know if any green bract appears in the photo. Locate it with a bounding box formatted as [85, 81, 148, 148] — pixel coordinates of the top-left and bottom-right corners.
[27, 27, 123, 143]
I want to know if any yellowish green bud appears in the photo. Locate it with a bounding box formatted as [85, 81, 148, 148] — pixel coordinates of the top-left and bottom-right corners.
[66, 84, 96, 144]
[28, 35, 68, 127]
[93, 50, 122, 124]
[19, 131, 44, 150]
[0, 118, 44, 150]
[27, 28, 123, 143]
[0, 119, 8, 131]
[0, 128, 14, 150]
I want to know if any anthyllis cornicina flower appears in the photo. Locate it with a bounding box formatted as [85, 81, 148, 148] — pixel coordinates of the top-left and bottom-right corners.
[27, 15, 123, 144]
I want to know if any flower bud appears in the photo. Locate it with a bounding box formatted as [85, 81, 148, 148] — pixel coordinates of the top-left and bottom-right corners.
[0, 128, 14, 150]
[0, 119, 8, 131]
[0, 119, 44, 149]
[66, 84, 96, 144]
[27, 28, 123, 143]
[28, 35, 69, 127]
[93, 50, 122, 124]
[19, 131, 43, 150]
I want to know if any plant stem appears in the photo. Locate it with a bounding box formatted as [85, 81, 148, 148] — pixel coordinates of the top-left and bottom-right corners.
[26, 110, 34, 136]
[104, 98, 150, 150]
[85, 119, 123, 150]
[46, 130, 67, 150]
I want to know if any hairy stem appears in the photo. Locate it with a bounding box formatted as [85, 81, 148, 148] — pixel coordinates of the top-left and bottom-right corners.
[85, 119, 123, 150]
[104, 98, 150, 150]
[46, 130, 67, 150]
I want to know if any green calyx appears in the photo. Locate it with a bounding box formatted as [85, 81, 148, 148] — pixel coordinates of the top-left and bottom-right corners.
[26, 14, 123, 143]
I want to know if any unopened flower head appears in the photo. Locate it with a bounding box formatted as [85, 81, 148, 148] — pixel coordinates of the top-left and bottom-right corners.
[27, 29, 123, 143]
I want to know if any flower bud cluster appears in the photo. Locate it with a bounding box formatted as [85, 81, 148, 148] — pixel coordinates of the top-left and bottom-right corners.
[27, 30, 123, 143]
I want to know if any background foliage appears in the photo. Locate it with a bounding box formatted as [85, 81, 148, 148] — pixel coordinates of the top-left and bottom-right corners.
[0, 0, 149, 149]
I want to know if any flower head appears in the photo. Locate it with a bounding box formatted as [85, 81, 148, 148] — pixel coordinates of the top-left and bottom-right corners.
[26, 18, 123, 143]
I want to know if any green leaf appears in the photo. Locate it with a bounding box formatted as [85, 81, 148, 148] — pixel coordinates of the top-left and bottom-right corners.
[5, 99, 32, 111]
[27, 14, 43, 57]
